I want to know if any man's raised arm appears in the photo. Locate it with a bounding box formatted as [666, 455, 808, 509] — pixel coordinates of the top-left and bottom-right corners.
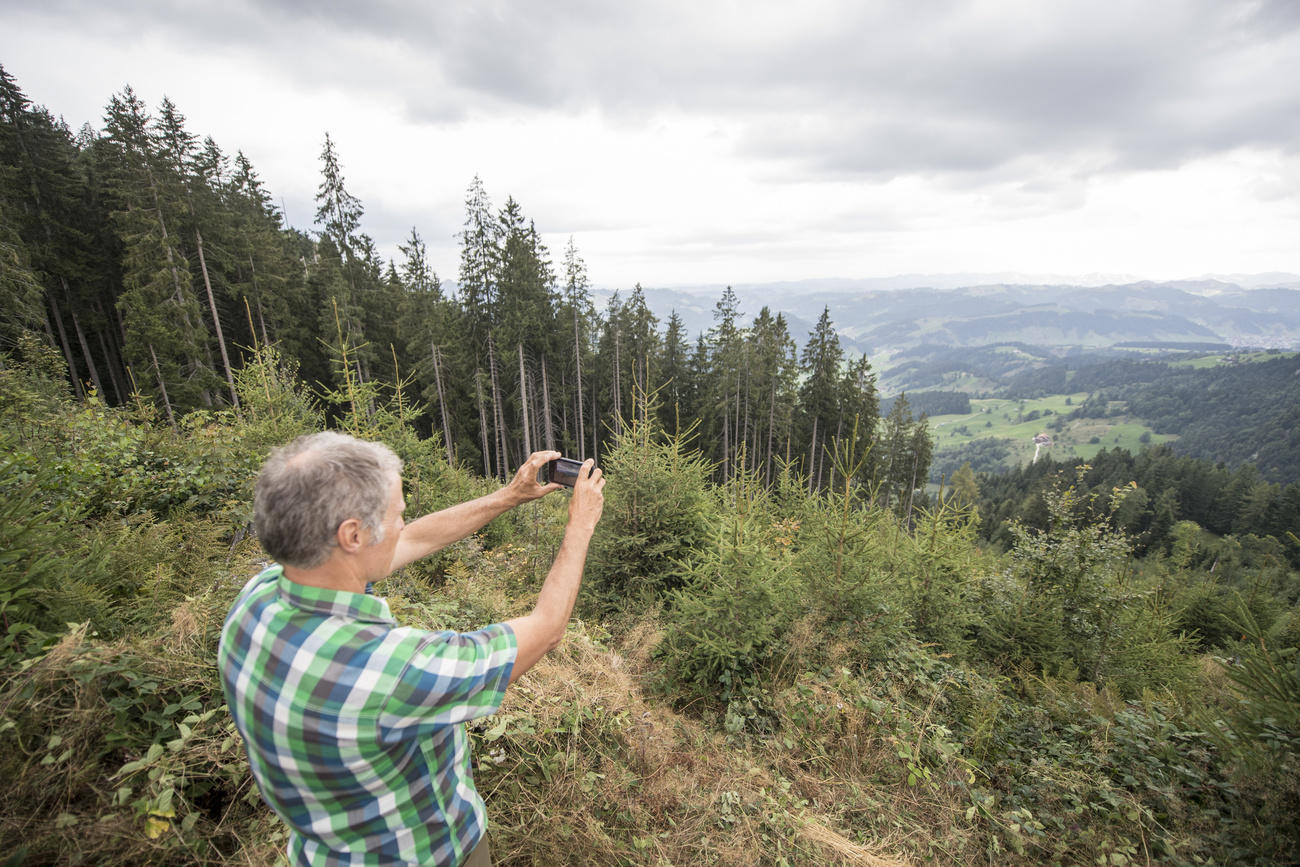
[506, 458, 605, 682]
[388, 450, 562, 573]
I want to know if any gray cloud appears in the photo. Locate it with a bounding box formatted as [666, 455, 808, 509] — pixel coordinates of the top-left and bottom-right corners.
[13, 0, 1300, 181]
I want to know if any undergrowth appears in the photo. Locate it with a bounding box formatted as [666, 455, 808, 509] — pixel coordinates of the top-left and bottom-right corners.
[1, 342, 1296, 865]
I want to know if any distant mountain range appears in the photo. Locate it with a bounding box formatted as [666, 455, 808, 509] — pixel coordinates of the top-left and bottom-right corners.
[591, 274, 1300, 357]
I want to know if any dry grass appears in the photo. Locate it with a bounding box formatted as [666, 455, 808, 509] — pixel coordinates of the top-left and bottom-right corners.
[6, 524, 1257, 865]
[478, 616, 916, 865]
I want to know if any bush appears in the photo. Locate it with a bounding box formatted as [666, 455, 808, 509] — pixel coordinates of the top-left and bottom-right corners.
[973, 471, 1194, 695]
[657, 468, 789, 685]
[586, 410, 716, 608]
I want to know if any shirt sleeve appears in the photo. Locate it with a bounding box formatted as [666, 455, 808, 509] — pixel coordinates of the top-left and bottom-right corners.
[378, 622, 517, 736]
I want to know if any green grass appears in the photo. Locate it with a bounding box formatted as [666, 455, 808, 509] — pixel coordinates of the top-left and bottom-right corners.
[928, 393, 1173, 470]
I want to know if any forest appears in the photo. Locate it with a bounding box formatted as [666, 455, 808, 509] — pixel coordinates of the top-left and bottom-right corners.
[3, 67, 1299, 864]
[0, 65, 929, 512]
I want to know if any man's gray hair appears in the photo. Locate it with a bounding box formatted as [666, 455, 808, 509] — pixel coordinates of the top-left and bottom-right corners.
[254, 432, 403, 568]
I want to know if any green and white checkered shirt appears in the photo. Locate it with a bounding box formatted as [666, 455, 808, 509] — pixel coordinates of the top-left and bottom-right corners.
[218, 566, 517, 866]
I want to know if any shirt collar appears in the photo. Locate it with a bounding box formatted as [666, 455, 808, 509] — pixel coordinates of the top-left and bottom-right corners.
[272, 566, 396, 625]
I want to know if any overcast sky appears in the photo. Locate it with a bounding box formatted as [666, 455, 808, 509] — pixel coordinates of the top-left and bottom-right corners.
[3, 0, 1299, 290]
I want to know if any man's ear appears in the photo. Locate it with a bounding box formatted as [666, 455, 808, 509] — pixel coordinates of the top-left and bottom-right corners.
[336, 517, 366, 554]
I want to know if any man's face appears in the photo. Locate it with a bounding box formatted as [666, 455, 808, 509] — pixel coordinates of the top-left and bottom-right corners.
[363, 473, 406, 580]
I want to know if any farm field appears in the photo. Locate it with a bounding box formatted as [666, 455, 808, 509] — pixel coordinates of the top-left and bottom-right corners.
[926, 392, 1174, 469]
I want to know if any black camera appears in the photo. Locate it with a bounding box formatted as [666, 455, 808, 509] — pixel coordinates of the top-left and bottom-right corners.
[545, 456, 591, 488]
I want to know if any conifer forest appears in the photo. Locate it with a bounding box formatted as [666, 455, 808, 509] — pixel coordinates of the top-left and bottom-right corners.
[2, 68, 1298, 864]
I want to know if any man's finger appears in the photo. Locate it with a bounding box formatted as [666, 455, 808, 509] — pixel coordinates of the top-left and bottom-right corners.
[526, 450, 560, 469]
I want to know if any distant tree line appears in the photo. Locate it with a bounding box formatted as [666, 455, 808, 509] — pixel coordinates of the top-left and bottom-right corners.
[880, 390, 970, 418]
[0, 67, 930, 503]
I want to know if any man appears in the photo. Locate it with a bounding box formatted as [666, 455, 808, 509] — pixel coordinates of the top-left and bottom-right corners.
[218, 432, 605, 866]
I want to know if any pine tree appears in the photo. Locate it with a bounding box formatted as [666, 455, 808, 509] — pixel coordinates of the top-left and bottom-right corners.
[226, 150, 319, 382]
[706, 287, 744, 480]
[1, 66, 116, 396]
[312, 135, 377, 388]
[797, 307, 844, 490]
[398, 227, 439, 297]
[154, 98, 239, 409]
[456, 175, 499, 346]
[314, 133, 363, 266]
[838, 353, 880, 484]
[950, 462, 979, 506]
[748, 307, 798, 485]
[0, 67, 53, 353]
[560, 237, 595, 458]
[659, 310, 691, 436]
[620, 284, 660, 424]
[102, 86, 216, 412]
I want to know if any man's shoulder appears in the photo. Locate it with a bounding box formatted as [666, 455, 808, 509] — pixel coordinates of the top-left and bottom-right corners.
[223, 565, 281, 623]
[218, 566, 282, 659]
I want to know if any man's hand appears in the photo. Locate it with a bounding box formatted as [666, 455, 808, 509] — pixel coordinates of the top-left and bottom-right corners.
[567, 457, 605, 534]
[506, 456, 606, 683]
[503, 450, 563, 507]
[389, 450, 563, 573]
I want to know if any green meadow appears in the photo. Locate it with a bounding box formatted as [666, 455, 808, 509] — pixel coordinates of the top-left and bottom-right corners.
[926, 393, 1173, 469]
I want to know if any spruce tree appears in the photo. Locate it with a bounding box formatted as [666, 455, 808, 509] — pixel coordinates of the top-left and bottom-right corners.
[659, 310, 691, 436]
[102, 86, 216, 412]
[154, 98, 239, 409]
[560, 237, 595, 458]
[456, 175, 499, 346]
[797, 307, 844, 490]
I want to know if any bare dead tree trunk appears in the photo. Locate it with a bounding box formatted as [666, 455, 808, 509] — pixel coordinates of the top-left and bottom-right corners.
[41, 308, 57, 348]
[475, 368, 491, 477]
[785, 413, 793, 471]
[560, 370, 569, 439]
[541, 354, 555, 450]
[612, 329, 622, 436]
[97, 328, 126, 404]
[529, 368, 542, 454]
[248, 256, 271, 346]
[46, 294, 84, 399]
[195, 228, 240, 411]
[68, 303, 104, 398]
[488, 333, 508, 478]
[518, 343, 532, 456]
[906, 447, 920, 528]
[432, 343, 454, 465]
[591, 376, 598, 463]
[722, 407, 730, 483]
[807, 416, 818, 494]
[733, 367, 742, 474]
[149, 342, 177, 430]
[574, 308, 585, 460]
[766, 383, 777, 486]
[94, 300, 129, 401]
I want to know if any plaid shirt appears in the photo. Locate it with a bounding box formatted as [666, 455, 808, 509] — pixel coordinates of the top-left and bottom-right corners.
[218, 566, 517, 866]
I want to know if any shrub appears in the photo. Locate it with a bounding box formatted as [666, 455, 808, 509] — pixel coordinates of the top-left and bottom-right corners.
[586, 409, 716, 609]
[656, 468, 796, 722]
[784, 437, 910, 670]
[973, 470, 1194, 695]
